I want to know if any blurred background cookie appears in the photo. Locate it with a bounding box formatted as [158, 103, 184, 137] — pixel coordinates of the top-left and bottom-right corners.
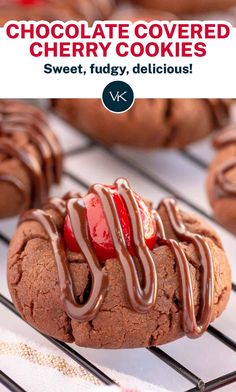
[0, 0, 115, 25]
[0, 100, 63, 218]
[207, 125, 236, 234]
[52, 98, 232, 149]
[120, 0, 236, 15]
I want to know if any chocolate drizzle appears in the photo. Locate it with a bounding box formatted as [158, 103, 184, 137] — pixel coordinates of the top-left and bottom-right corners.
[207, 99, 230, 128]
[213, 126, 236, 197]
[19, 179, 214, 338]
[90, 179, 157, 313]
[0, 100, 63, 207]
[214, 126, 236, 148]
[215, 159, 236, 196]
[0, 173, 26, 203]
[154, 197, 214, 338]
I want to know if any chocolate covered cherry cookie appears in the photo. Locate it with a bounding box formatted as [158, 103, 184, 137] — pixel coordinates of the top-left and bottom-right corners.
[8, 178, 231, 348]
[207, 126, 236, 234]
[0, 100, 63, 218]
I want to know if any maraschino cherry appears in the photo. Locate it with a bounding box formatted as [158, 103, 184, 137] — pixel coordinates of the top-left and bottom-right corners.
[16, 0, 42, 5]
[64, 183, 157, 262]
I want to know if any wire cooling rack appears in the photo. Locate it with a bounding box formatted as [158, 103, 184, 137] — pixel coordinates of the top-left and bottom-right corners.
[0, 106, 236, 392]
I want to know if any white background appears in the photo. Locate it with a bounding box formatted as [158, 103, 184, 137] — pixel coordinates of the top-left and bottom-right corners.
[0, 20, 236, 98]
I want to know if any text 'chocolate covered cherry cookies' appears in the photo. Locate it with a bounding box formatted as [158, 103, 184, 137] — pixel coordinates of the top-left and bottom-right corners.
[8, 178, 231, 348]
[0, 100, 63, 218]
[207, 126, 236, 234]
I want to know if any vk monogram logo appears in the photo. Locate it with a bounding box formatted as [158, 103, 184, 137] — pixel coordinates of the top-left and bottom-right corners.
[109, 91, 128, 103]
[102, 81, 134, 113]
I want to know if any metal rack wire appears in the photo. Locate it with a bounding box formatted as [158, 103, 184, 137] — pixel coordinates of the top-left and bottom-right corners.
[0, 129, 236, 392]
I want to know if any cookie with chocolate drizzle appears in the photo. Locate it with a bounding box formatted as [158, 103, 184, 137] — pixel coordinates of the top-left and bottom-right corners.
[207, 125, 236, 234]
[8, 178, 231, 348]
[0, 100, 63, 218]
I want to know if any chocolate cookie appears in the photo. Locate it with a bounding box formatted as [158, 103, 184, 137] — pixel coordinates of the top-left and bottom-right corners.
[0, 0, 115, 26]
[52, 98, 231, 149]
[111, 4, 174, 20]
[8, 178, 231, 348]
[0, 100, 63, 218]
[207, 126, 236, 234]
[126, 0, 236, 15]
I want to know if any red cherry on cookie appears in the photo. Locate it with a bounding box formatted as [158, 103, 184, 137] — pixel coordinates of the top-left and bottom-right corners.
[64, 186, 157, 262]
[17, 0, 42, 5]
